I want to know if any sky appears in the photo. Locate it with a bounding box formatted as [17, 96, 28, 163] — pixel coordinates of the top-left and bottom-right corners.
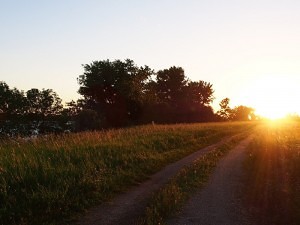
[1, 0, 300, 117]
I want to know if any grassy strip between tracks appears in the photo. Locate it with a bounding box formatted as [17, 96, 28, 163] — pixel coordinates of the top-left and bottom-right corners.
[0, 122, 255, 225]
[137, 133, 247, 225]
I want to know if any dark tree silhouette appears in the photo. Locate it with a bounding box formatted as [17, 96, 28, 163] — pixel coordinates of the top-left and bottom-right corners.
[78, 59, 153, 127]
[185, 81, 214, 106]
[230, 105, 254, 121]
[0, 82, 66, 136]
[145, 66, 188, 123]
[0, 82, 11, 114]
[9, 88, 27, 115]
[74, 109, 100, 131]
[182, 80, 215, 122]
[0, 82, 27, 116]
[64, 100, 83, 117]
[26, 88, 63, 117]
[155, 66, 188, 107]
[217, 98, 232, 121]
[0, 82, 28, 123]
[143, 67, 215, 123]
[1, 58, 260, 135]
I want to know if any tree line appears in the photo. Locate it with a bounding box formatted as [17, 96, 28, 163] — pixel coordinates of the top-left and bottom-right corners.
[0, 59, 255, 137]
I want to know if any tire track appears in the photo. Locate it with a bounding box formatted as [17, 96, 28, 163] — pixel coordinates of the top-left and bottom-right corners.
[74, 135, 242, 225]
[168, 136, 253, 225]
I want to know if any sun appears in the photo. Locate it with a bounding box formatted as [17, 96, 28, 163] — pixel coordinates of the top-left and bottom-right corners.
[256, 105, 287, 120]
[239, 75, 300, 120]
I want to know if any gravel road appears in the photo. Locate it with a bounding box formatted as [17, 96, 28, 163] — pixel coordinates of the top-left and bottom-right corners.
[167, 136, 253, 225]
[74, 135, 239, 225]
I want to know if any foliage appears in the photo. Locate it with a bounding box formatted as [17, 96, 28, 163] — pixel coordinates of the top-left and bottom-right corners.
[78, 59, 153, 127]
[142, 66, 216, 124]
[185, 81, 214, 106]
[0, 59, 258, 134]
[0, 81, 68, 137]
[217, 98, 256, 121]
[153, 66, 214, 109]
[231, 105, 255, 121]
[74, 109, 101, 131]
[0, 82, 27, 115]
[155, 66, 187, 106]
[217, 98, 232, 121]
[0, 82, 63, 118]
[77, 60, 218, 127]
[26, 88, 63, 116]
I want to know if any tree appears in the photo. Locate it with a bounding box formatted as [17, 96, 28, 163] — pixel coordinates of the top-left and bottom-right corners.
[64, 100, 83, 117]
[74, 109, 100, 131]
[230, 105, 254, 121]
[9, 88, 27, 115]
[78, 59, 153, 127]
[155, 66, 188, 107]
[144, 66, 188, 122]
[26, 88, 63, 117]
[145, 67, 216, 123]
[0, 82, 11, 114]
[0, 81, 27, 116]
[0, 82, 67, 136]
[176, 80, 215, 122]
[217, 98, 232, 121]
[185, 81, 214, 106]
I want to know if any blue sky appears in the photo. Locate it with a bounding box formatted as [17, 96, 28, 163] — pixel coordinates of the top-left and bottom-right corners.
[1, 0, 300, 116]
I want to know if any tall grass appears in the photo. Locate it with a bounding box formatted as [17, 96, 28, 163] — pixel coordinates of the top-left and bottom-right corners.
[0, 122, 255, 224]
[244, 121, 300, 225]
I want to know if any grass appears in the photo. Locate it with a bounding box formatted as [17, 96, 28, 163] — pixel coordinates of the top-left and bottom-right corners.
[136, 132, 248, 225]
[0, 122, 256, 225]
[244, 120, 300, 225]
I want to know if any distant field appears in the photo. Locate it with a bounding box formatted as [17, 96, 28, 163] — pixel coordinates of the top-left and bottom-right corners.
[244, 120, 300, 225]
[0, 122, 255, 225]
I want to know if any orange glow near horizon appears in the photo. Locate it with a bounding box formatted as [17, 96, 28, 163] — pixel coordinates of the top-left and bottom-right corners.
[237, 75, 300, 120]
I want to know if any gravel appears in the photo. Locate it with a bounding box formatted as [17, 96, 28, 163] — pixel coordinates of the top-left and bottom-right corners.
[167, 136, 254, 225]
[74, 135, 239, 225]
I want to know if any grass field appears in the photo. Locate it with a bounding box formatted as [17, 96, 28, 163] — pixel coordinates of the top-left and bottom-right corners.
[0, 122, 255, 225]
[244, 120, 300, 225]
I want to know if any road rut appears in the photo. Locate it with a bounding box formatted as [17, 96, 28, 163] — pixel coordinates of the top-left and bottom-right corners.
[75, 135, 240, 225]
[168, 136, 253, 225]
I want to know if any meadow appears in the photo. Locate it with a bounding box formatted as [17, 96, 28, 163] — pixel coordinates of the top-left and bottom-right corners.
[244, 120, 300, 225]
[0, 122, 255, 225]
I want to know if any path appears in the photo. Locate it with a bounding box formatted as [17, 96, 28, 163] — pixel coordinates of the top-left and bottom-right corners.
[168, 136, 253, 225]
[75, 135, 240, 225]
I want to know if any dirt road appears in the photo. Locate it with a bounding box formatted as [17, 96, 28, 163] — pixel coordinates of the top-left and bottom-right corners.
[75, 135, 240, 225]
[167, 136, 253, 225]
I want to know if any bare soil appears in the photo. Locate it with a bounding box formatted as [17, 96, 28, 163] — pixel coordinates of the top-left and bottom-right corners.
[167, 136, 253, 225]
[74, 135, 239, 225]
